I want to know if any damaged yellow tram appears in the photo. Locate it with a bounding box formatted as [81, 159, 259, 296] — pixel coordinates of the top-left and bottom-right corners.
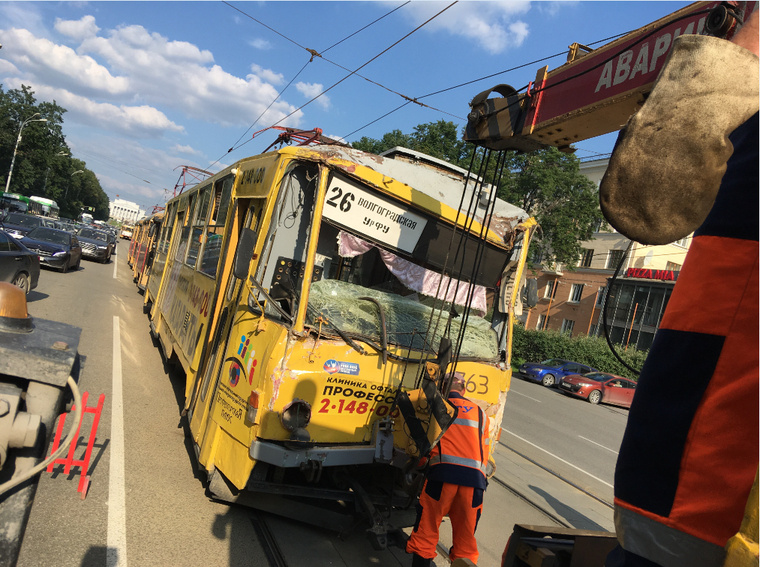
[143, 143, 536, 545]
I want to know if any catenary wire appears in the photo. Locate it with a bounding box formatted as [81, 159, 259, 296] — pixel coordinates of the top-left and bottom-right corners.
[216, 0, 412, 165]
[342, 8, 710, 143]
[212, 1, 457, 165]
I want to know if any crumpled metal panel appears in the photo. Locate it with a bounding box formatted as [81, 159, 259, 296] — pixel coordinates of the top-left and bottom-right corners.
[0, 318, 81, 387]
[279, 145, 530, 244]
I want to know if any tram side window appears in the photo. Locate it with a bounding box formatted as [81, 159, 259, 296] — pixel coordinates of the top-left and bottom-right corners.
[177, 195, 197, 263]
[199, 177, 233, 277]
[160, 202, 177, 255]
[187, 187, 211, 269]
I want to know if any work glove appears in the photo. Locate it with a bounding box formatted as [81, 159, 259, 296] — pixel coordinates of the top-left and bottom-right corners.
[599, 34, 759, 245]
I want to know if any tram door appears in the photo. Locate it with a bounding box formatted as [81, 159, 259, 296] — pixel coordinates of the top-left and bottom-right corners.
[186, 194, 265, 452]
[188, 164, 321, 486]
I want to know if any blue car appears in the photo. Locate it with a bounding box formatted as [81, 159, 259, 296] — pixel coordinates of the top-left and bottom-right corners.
[517, 358, 597, 388]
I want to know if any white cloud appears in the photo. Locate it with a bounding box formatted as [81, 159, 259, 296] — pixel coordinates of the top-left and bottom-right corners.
[0, 28, 129, 96]
[4, 78, 183, 138]
[250, 64, 284, 86]
[55, 15, 99, 40]
[402, 1, 531, 54]
[296, 82, 330, 110]
[172, 144, 204, 157]
[75, 23, 302, 127]
[249, 38, 272, 50]
[0, 59, 20, 75]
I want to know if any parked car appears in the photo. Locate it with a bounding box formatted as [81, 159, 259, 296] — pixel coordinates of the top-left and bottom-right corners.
[77, 227, 113, 263]
[559, 372, 637, 408]
[21, 227, 82, 273]
[0, 229, 40, 294]
[0, 212, 55, 239]
[517, 358, 597, 387]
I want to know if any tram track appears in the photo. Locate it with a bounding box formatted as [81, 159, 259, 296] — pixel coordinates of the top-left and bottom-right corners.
[249, 509, 290, 567]
[497, 440, 615, 511]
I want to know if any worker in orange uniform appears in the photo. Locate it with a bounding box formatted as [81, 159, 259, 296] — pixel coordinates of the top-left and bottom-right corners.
[406, 374, 491, 567]
[600, 7, 759, 567]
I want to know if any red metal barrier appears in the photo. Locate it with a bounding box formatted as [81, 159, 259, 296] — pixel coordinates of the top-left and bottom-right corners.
[46, 392, 106, 498]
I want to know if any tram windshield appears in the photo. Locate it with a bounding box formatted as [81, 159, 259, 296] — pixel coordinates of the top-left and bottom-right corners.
[306, 221, 499, 360]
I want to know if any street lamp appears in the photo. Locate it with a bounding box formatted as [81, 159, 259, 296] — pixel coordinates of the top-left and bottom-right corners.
[64, 170, 85, 200]
[4, 113, 48, 193]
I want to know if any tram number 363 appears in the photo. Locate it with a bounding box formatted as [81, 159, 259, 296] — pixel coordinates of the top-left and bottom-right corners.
[465, 374, 488, 395]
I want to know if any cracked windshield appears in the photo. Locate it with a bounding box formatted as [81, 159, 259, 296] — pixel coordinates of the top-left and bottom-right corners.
[306, 175, 500, 361]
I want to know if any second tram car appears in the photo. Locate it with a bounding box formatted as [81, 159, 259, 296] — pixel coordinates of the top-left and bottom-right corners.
[141, 144, 536, 543]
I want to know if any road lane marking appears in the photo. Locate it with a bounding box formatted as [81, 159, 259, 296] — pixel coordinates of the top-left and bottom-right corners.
[108, 316, 128, 567]
[508, 389, 541, 403]
[502, 428, 613, 489]
[579, 435, 619, 455]
[113, 256, 118, 279]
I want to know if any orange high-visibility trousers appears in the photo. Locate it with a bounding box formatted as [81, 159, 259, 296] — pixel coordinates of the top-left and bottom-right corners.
[406, 479, 484, 563]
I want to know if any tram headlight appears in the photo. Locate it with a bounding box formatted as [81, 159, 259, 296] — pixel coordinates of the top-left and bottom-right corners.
[280, 399, 311, 432]
[245, 391, 259, 425]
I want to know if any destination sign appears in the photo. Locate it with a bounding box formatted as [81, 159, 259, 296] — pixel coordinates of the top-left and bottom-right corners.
[323, 176, 427, 254]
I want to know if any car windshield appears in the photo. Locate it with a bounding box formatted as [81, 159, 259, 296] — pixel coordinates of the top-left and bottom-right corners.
[27, 227, 70, 245]
[78, 228, 108, 242]
[4, 213, 41, 227]
[540, 358, 567, 366]
[582, 372, 610, 382]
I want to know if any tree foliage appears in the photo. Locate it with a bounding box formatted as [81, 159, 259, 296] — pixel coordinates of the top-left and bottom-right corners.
[0, 84, 109, 220]
[351, 120, 605, 267]
[499, 148, 605, 268]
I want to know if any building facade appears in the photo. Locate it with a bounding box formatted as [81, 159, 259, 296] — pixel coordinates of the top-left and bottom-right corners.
[109, 198, 145, 224]
[524, 158, 691, 350]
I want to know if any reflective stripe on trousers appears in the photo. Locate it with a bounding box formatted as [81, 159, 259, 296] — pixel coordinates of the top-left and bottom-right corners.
[615, 505, 726, 567]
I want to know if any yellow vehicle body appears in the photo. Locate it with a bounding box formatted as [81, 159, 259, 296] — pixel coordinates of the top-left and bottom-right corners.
[143, 144, 535, 539]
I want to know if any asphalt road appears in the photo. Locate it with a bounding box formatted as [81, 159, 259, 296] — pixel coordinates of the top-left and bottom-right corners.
[12, 239, 626, 566]
[501, 375, 630, 504]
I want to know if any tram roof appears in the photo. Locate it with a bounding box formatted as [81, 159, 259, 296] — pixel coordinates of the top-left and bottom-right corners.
[279, 144, 532, 238]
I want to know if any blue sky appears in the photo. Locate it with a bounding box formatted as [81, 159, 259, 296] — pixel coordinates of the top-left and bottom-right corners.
[0, 1, 689, 213]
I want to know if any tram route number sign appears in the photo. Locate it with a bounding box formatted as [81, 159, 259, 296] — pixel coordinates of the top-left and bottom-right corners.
[323, 177, 427, 254]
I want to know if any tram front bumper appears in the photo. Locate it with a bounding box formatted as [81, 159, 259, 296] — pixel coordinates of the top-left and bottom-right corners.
[251, 421, 399, 468]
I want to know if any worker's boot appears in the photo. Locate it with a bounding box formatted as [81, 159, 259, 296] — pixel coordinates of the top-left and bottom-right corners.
[411, 553, 432, 567]
[600, 34, 758, 245]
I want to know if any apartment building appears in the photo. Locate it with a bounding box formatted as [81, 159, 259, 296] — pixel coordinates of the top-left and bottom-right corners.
[524, 158, 690, 351]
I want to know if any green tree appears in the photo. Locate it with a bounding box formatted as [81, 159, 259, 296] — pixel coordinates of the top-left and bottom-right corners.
[0, 84, 109, 220]
[499, 147, 605, 268]
[352, 129, 412, 155]
[352, 120, 472, 166]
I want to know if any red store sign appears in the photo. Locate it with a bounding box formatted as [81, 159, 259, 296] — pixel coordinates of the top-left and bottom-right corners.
[625, 268, 679, 281]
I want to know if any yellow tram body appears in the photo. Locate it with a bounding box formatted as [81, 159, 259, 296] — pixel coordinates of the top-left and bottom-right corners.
[142, 144, 535, 535]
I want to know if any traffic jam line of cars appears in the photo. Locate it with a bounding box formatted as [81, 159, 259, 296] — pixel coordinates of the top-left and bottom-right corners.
[517, 358, 637, 409]
[0, 211, 119, 294]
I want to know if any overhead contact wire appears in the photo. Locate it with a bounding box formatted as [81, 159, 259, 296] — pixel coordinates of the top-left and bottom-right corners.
[216, 0, 417, 165]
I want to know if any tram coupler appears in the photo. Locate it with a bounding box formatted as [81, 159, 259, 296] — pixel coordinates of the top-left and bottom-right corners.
[299, 459, 322, 483]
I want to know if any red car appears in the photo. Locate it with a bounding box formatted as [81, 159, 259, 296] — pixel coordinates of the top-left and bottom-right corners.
[558, 372, 637, 408]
